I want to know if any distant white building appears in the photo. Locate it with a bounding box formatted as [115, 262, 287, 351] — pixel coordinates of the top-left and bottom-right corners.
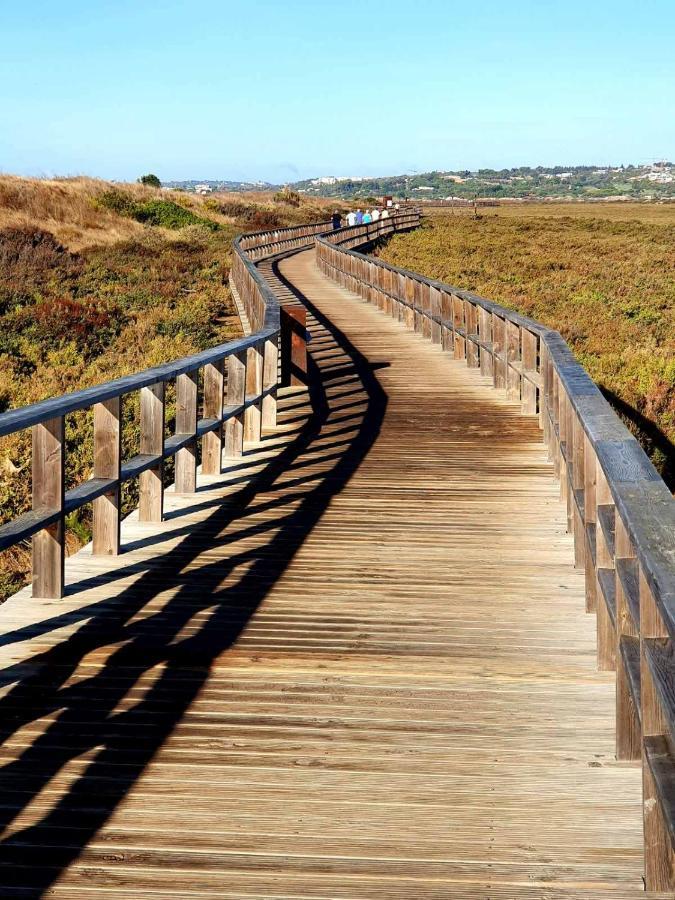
[413, 186, 434, 191]
[195, 184, 213, 194]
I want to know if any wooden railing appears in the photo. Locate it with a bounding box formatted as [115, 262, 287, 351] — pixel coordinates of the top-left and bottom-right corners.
[0, 212, 419, 602]
[316, 231, 675, 892]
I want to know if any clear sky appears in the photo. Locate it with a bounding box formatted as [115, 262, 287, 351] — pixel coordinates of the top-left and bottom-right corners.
[1, 0, 673, 183]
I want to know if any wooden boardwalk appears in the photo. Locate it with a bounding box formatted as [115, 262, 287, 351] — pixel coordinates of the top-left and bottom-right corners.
[0, 248, 654, 897]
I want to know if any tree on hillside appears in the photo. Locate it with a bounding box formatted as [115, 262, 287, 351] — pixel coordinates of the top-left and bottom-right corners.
[138, 173, 161, 188]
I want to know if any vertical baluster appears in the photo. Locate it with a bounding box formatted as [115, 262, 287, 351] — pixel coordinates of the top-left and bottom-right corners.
[453, 296, 466, 360]
[139, 383, 164, 522]
[202, 360, 225, 475]
[466, 304, 479, 368]
[175, 370, 198, 493]
[430, 286, 442, 345]
[594, 463, 615, 671]
[521, 329, 538, 415]
[571, 413, 585, 568]
[262, 335, 279, 430]
[93, 397, 121, 556]
[506, 320, 521, 401]
[582, 434, 598, 599]
[640, 570, 673, 892]
[615, 516, 640, 759]
[479, 308, 493, 379]
[32, 416, 65, 598]
[225, 350, 246, 457]
[245, 341, 264, 443]
[492, 315, 506, 389]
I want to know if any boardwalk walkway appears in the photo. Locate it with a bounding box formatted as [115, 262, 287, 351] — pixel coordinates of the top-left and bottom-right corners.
[0, 248, 651, 897]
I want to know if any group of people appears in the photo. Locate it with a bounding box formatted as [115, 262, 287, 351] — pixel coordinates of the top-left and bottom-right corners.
[331, 204, 399, 230]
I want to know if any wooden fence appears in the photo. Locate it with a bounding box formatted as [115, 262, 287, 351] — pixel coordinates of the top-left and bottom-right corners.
[315, 229, 675, 892]
[0, 212, 418, 601]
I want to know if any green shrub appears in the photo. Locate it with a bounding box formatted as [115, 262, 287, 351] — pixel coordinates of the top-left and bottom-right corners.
[133, 199, 218, 231]
[98, 190, 219, 232]
[138, 173, 161, 188]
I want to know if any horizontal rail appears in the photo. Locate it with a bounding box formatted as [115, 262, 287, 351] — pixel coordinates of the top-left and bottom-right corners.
[315, 228, 675, 892]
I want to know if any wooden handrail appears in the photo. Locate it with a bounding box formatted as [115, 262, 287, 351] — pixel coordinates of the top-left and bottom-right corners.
[0, 211, 420, 600]
[315, 229, 675, 892]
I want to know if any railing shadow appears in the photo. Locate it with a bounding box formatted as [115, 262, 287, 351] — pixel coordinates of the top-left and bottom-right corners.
[0, 267, 389, 896]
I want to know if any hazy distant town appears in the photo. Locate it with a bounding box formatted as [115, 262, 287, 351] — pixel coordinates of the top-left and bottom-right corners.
[163, 161, 675, 202]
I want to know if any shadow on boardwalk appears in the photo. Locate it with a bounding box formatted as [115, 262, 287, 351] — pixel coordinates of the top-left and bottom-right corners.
[0, 269, 387, 897]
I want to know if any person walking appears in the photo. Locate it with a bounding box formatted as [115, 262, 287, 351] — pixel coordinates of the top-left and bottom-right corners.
[346, 210, 357, 227]
[355, 209, 363, 225]
[381, 207, 389, 219]
[363, 210, 372, 224]
[371, 207, 380, 222]
[331, 210, 342, 230]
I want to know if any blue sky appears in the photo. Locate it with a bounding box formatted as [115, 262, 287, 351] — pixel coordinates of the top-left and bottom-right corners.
[1, 0, 673, 182]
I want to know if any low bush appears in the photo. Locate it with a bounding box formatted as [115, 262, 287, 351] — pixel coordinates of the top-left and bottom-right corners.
[98, 190, 219, 231]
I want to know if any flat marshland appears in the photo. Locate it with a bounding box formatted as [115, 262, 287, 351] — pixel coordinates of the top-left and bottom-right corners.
[0, 177, 334, 597]
[379, 203, 675, 486]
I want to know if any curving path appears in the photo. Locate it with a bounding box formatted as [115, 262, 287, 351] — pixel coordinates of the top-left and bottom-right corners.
[0, 248, 653, 897]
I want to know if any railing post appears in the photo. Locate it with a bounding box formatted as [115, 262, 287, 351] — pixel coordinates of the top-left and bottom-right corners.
[280, 307, 308, 387]
[466, 303, 479, 368]
[225, 350, 246, 458]
[93, 397, 121, 556]
[202, 360, 224, 475]
[640, 570, 673, 892]
[506, 320, 521, 401]
[262, 335, 279, 430]
[244, 343, 263, 444]
[521, 329, 538, 415]
[492, 315, 506, 389]
[32, 416, 65, 599]
[615, 516, 640, 760]
[139, 382, 164, 522]
[583, 435, 598, 614]
[595, 463, 616, 672]
[175, 370, 198, 493]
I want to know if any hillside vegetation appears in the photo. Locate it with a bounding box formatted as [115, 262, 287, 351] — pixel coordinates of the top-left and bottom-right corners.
[378, 204, 675, 486]
[0, 176, 334, 599]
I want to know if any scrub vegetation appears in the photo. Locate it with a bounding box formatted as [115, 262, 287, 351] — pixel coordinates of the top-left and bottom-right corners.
[0, 176, 333, 599]
[378, 204, 675, 488]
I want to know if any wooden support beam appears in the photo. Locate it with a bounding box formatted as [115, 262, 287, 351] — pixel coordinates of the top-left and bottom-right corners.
[93, 397, 121, 556]
[615, 515, 640, 760]
[225, 351, 246, 458]
[244, 343, 263, 444]
[506, 320, 521, 401]
[262, 337, 279, 431]
[640, 570, 674, 891]
[202, 360, 224, 476]
[32, 416, 65, 599]
[521, 329, 538, 415]
[175, 370, 198, 493]
[280, 306, 307, 386]
[139, 382, 164, 522]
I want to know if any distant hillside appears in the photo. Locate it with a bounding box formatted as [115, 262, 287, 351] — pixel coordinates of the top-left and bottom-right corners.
[289, 163, 675, 201]
[163, 179, 278, 193]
